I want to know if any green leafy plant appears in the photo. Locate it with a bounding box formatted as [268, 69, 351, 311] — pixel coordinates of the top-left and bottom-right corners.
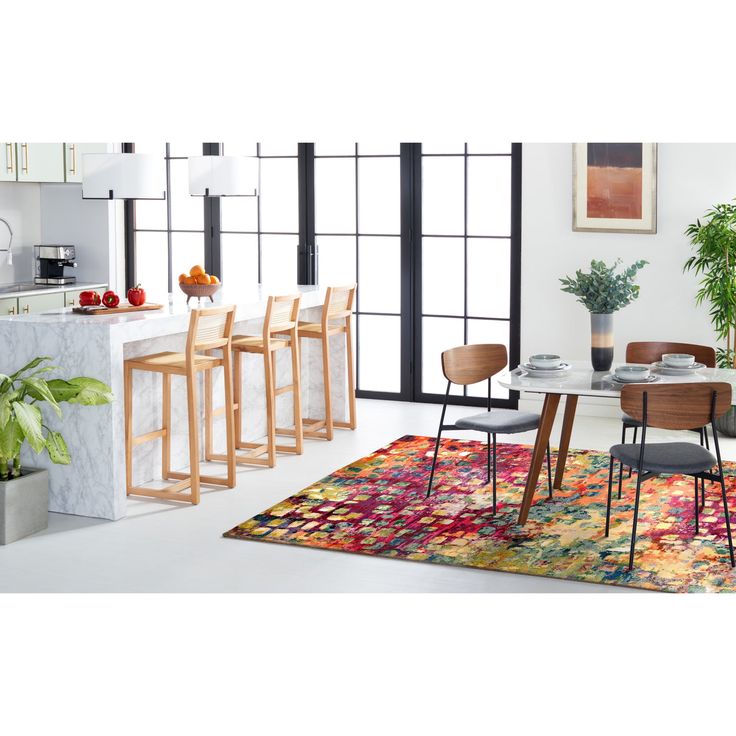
[559, 258, 648, 314]
[684, 202, 736, 368]
[0, 357, 113, 481]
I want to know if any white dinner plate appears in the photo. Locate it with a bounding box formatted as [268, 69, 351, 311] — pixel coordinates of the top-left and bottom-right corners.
[652, 361, 705, 375]
[605, 373, 660, 385]
[518, 362, 572, 378]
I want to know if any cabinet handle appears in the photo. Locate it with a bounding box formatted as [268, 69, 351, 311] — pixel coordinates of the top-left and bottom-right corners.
[69, 298, 75, 306]
[5, 143, 13, 173]
[69, 144, 76, 175]
[21, 143, 28, 174]
[23, 304, 29, 314]
[8, 306, 15, 315]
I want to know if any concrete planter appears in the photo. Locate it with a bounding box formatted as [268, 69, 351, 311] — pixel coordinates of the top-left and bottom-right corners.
[716, 406, 736, 438]
[0, 468, 49, 545]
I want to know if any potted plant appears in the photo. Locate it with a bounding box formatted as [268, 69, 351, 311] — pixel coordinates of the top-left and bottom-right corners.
[684, 201, 736, 435]
[560, 259, 648, 371]
[0, 356, 113, 544]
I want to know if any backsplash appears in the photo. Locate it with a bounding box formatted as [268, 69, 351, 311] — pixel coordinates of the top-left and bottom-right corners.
[0, 181, 40, 284]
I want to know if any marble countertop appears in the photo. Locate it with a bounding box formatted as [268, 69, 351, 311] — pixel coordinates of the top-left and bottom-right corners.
[0, 283, 326, 342]
[498, 362, 736, 402]
[0, 281, 107, 300]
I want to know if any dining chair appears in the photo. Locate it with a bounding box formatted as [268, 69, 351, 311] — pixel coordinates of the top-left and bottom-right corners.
[618, 341, 716, 503]
[605, 381, 734, 571]
[426, 344, 552, 514]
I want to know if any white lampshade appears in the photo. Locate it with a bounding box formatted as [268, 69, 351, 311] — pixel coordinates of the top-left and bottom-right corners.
[82, 153, 166, 200]
[188, 155, 258, 196]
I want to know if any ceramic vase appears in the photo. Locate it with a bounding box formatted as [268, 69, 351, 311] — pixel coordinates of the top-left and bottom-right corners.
[590, 313, 614, 371]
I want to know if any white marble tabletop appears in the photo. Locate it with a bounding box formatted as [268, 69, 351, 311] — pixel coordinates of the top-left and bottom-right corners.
[498, 362, 736, 403]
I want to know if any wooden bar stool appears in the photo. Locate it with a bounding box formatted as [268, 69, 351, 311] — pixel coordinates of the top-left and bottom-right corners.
[124, 305, 237, 505]
[223, 294, 304, 468]
[296, 285, 357, 440]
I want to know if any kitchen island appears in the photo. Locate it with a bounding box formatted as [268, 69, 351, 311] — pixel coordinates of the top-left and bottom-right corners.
[0, 285, 343, 519]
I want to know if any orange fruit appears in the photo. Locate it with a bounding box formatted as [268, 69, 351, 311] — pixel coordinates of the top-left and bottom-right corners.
[209, 275, 220, 284]
[183, 276, 196, 285]
[190, 264, 205, 278]
[177, 273, 188, 283]
[195, 274, 210, 285]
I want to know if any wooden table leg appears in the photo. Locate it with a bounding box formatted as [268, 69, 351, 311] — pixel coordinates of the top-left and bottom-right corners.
[553, 394, 578, 490]
[518, 392, 561, 525]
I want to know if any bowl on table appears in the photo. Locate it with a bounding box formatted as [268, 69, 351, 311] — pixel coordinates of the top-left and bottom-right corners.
[614, 364, 651, 382]
[179, 282, 221, 303]
[662, 353, 695, 368]
[529, 353, 562, 369]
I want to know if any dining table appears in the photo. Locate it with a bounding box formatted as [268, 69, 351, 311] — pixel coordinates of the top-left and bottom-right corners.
[498, 363, 736, 525]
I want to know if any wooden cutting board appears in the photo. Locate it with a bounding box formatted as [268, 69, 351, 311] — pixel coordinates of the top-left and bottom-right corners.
[72, 302, 164, 315]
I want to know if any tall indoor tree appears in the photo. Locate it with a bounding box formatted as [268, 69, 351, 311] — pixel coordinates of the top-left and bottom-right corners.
[684, 202, 736, 368]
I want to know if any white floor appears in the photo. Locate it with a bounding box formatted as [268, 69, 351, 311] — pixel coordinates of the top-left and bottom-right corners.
[2, 398, 735, 593]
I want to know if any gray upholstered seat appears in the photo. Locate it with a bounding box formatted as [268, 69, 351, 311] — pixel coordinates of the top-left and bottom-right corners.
[455, 409, 541, 434]
[610, 442, 716, 475]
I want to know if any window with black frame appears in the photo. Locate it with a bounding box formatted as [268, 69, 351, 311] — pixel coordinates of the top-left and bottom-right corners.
[313, 143, 402, 396]
[129, 142, 207, 301]
[418, 142, 516, 406]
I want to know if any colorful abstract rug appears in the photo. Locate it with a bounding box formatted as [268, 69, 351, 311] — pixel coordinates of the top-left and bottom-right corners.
[224, 435, 736, 593]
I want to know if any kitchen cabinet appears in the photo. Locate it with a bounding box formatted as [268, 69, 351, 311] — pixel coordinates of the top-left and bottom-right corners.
[64, 143, 110, 183]
[1, 143, 17, 182]
[0, 297, 18, 316]
[15, 143, 66, 183]
[18, 292, 65, 314]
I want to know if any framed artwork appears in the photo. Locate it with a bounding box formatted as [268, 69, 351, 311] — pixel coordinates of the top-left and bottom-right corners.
[573, 142, 657, 233]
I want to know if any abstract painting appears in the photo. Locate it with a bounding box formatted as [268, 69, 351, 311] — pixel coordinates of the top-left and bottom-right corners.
[573, 142, 657, 233]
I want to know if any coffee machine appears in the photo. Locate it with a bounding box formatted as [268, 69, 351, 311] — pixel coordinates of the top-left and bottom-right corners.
[34, 245, 77, 285]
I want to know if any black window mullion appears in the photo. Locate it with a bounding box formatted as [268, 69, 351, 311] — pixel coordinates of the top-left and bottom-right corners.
[122, 142, 136, 291]
[203, 142, 221, 278]
[297, 142, 316, 285]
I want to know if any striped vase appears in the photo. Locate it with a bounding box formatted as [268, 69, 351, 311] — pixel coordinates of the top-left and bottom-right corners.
[590, 313, 614, 371]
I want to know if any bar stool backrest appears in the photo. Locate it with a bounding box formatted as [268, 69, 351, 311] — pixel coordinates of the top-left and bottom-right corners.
[186, 304, 237, 356]
[620, 381, 731, 430]
[625, 341, 716, 367]
[323, 284, 356, 324]
[441, 343, 507, 385]
[263, 294, 301, 340]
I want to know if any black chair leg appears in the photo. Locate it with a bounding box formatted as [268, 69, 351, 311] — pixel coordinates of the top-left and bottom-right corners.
[546, 443, 552, 499]
[628, 470, 644, 571]
[619, 423, 627, 488]
[605, 455, 614, 537]
[704, 426, 710, 451]
[617, 452, 624, 500]
[486, 432, 491, 485]
[426, 429, 443, 498]
[718, 471, 735, 567]
[492, 433, 497, 515]
[629, 426, 638, 478]
[694, 475, 700, 535]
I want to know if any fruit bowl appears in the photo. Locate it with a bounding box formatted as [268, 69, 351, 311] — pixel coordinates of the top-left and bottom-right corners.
[179, 282, 221, 303]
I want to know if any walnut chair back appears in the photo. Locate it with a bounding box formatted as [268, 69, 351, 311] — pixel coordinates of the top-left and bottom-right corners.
[625, 341, 716, 368]
[620, 382, 731, 431]
[441, 344, 507, 386]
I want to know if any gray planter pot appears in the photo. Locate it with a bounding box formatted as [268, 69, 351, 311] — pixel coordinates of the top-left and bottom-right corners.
[0, 468, 49, 545]
[716, 406, 736, 437]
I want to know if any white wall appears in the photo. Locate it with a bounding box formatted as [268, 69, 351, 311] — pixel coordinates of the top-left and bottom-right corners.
[0, 182, 41, 284]
[40, 184, 118, 288]
[521, 143, 736, 415]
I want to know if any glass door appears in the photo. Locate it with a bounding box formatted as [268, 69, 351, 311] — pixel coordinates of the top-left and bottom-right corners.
[414, 142, 520, 408]
[313, 143, 403, 398]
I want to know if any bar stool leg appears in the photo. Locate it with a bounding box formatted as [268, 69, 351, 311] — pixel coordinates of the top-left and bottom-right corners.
[222, 348, 236, 488]
[124, 363, 134, 494]
[186, 372, 201, 505]
[162, 373, 171, 479]
[291, 336, 304, 454]
[234, 350, 243, 448]
[204, 365, 213, 460]
[345, 316, 357, 430]
[321, 331, 334, 440]
[263, 350, 277, 468]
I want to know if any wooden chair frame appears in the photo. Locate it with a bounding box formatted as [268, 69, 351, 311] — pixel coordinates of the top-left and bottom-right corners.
[605, 382, 734, 570]
[618, 341, 717, 501]
[124, 305, 237, 505]
[426, 343, 552, 514]
[296, 284, 357, 440]
[223, 294, 304, 468]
